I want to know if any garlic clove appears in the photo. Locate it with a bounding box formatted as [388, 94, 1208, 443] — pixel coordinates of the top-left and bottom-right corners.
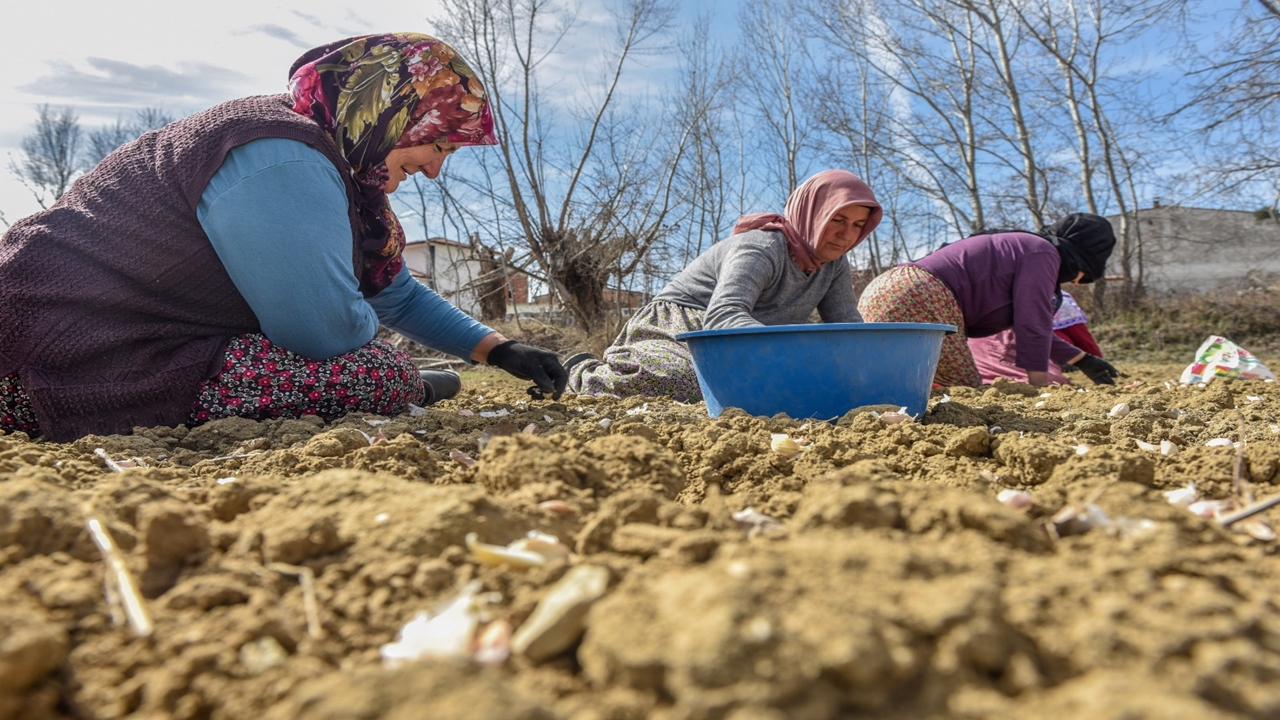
[1162, 482, 1197, 507]
[466, 533, 550, 569]
[997, 489, 1032, 510]
[770, 433, 803, 458]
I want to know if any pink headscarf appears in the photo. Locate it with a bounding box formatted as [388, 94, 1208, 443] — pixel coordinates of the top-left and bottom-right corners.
[733, 169, 882, 273]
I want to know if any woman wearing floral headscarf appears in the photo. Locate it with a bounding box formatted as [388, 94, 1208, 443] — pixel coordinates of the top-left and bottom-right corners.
[566, 169, 882, 401]
[0, 33, 566, 441]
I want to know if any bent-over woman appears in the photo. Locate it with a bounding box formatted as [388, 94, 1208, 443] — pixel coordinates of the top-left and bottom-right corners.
[858, 214, 1120, 388]
[567, 169, 882, 401]
[968, 290, 1106, 385]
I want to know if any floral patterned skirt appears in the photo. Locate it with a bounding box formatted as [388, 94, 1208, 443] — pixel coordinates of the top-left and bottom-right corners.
[568, 301, 706, 402]
[858, 265, 982, 388]
[0, 333, 425, 438]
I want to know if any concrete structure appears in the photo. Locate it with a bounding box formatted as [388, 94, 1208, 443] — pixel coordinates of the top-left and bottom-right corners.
[1105, 205, 1280, 293]
[401, 238, 489, 317]
[403, 238, 540, 318]
[401, 237, 650, 322]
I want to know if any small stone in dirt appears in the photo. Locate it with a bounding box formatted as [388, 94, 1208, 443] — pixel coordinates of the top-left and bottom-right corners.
[239, 636, 289, 676]
[512, 564, 611, 662]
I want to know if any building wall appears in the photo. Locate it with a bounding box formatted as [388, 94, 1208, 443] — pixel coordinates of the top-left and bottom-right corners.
[401, 241, 484, 316]
[1106, 206, 1280, 293]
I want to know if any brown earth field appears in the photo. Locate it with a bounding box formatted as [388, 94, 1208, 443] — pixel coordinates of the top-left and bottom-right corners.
[4, 361, 1280, 720]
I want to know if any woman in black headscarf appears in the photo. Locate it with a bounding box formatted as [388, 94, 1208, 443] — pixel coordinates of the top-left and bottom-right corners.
[859, 213, 1121, 388]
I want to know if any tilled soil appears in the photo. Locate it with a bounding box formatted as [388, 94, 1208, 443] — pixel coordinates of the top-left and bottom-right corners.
[3, 363, 1280, 720]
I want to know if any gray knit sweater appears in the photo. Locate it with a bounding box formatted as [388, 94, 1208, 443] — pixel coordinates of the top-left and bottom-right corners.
[652, 229, 862, 329]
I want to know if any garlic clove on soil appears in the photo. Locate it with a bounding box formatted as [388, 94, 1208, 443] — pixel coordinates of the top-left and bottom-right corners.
[997, 489, 1032, 510]
[381, 581, 482, 667]
[1108, 403, 1130, 419]
[473, 619, 513, 666]
[1163, 483, 1198, 507]
[770, 433, 803, 458]
[466, 532, 568, 569]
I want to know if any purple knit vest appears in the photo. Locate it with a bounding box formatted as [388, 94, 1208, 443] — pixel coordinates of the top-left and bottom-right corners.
[0, 95, 362, 440]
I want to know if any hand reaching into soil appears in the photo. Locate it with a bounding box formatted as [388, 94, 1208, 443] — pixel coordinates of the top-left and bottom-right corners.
[1073, 353, 1120, 385]
[485, 340, 569, 399]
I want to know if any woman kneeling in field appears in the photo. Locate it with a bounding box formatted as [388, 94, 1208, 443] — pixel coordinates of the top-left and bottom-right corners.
[858, 214, 1120, 389]
[566, 169, 881, 401]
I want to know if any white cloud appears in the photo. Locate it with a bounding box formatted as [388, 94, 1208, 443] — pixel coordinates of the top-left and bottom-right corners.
[0, 0, 445, 219]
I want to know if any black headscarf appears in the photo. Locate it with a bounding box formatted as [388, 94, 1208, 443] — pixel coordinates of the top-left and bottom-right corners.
[1038, 213, 1116, 284]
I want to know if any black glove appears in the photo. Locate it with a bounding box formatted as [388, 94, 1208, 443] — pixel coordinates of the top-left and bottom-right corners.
[1074, 354, 1119, 385]
[486, 340, 569, 400]
[1060, 361, 1080, 373]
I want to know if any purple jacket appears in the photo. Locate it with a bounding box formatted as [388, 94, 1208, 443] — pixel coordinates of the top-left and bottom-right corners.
[0, 95, 363, 440]
[912, 232, 1082, 372]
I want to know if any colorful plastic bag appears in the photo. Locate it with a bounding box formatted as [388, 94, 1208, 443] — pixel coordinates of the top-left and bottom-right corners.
[1179, 336, 1276, 384]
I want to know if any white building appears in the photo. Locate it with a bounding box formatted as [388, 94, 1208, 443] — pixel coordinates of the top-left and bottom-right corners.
[401, 238, 544, 319]
[401, 238, 486, 316]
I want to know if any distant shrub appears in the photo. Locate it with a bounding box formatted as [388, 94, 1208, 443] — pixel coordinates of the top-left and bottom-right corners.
[1088, 285, 1280, 362]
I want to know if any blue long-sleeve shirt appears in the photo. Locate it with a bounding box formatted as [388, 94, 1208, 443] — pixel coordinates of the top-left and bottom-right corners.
[196, 137, 493, 361]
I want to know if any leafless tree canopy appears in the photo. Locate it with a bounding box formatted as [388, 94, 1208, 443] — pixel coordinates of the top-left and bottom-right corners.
[8, 0, 1271, 321]
[85, 108, 176, 167]
[1183, 0, 1280, 203]
[10, 105, 83, 210]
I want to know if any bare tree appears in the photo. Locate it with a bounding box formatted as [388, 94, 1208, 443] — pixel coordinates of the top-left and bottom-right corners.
[735, 0, 817, 201]
[947, 0, 1047, 228]
[1182, 0, 1280, 197]
[811, 0, 992, 237]
[669, 13, 736, 266]
[433, 0, 692, 334]
[85, 108, 176, 167]
[1013, 0, 1174, 306]
[10, 105, 82, 209]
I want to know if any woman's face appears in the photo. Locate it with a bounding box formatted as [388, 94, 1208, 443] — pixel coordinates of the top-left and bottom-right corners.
[382, 142, 461, 193]
[814, 204, 873, 263]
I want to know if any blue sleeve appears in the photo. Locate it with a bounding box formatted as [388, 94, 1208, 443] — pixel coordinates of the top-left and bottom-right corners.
[368, 267, 495, 360]
[197, 138, 378, 360]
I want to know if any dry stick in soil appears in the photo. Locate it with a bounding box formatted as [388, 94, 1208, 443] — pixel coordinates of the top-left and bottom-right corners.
[267, 563, 324, 639]
[1233, 411, 1253, 505]
[85, 513, 154, 638]
[1213, 411, 1280, 536]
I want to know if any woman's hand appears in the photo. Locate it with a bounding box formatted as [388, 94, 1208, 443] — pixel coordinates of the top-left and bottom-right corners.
[1072, 354, 1120, 385]
[474, 332, 569, 399]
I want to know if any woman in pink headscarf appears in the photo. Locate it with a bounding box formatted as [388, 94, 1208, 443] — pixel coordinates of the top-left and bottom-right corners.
[566, 169, 882, 401]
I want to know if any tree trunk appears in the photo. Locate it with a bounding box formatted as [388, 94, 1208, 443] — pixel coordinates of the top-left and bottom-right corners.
[469, 234, 509, 323]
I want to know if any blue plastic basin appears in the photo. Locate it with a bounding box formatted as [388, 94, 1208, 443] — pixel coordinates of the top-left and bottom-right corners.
[676, 322, 956, 419]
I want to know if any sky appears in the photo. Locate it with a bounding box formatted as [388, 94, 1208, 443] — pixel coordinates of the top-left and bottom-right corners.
[0, 0, 460, 222]
[0, 0, 1248, 228]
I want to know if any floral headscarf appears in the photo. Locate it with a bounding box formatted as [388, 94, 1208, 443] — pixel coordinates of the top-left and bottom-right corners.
[733, 169, 882, 273]
[288, 33, 497, 293]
